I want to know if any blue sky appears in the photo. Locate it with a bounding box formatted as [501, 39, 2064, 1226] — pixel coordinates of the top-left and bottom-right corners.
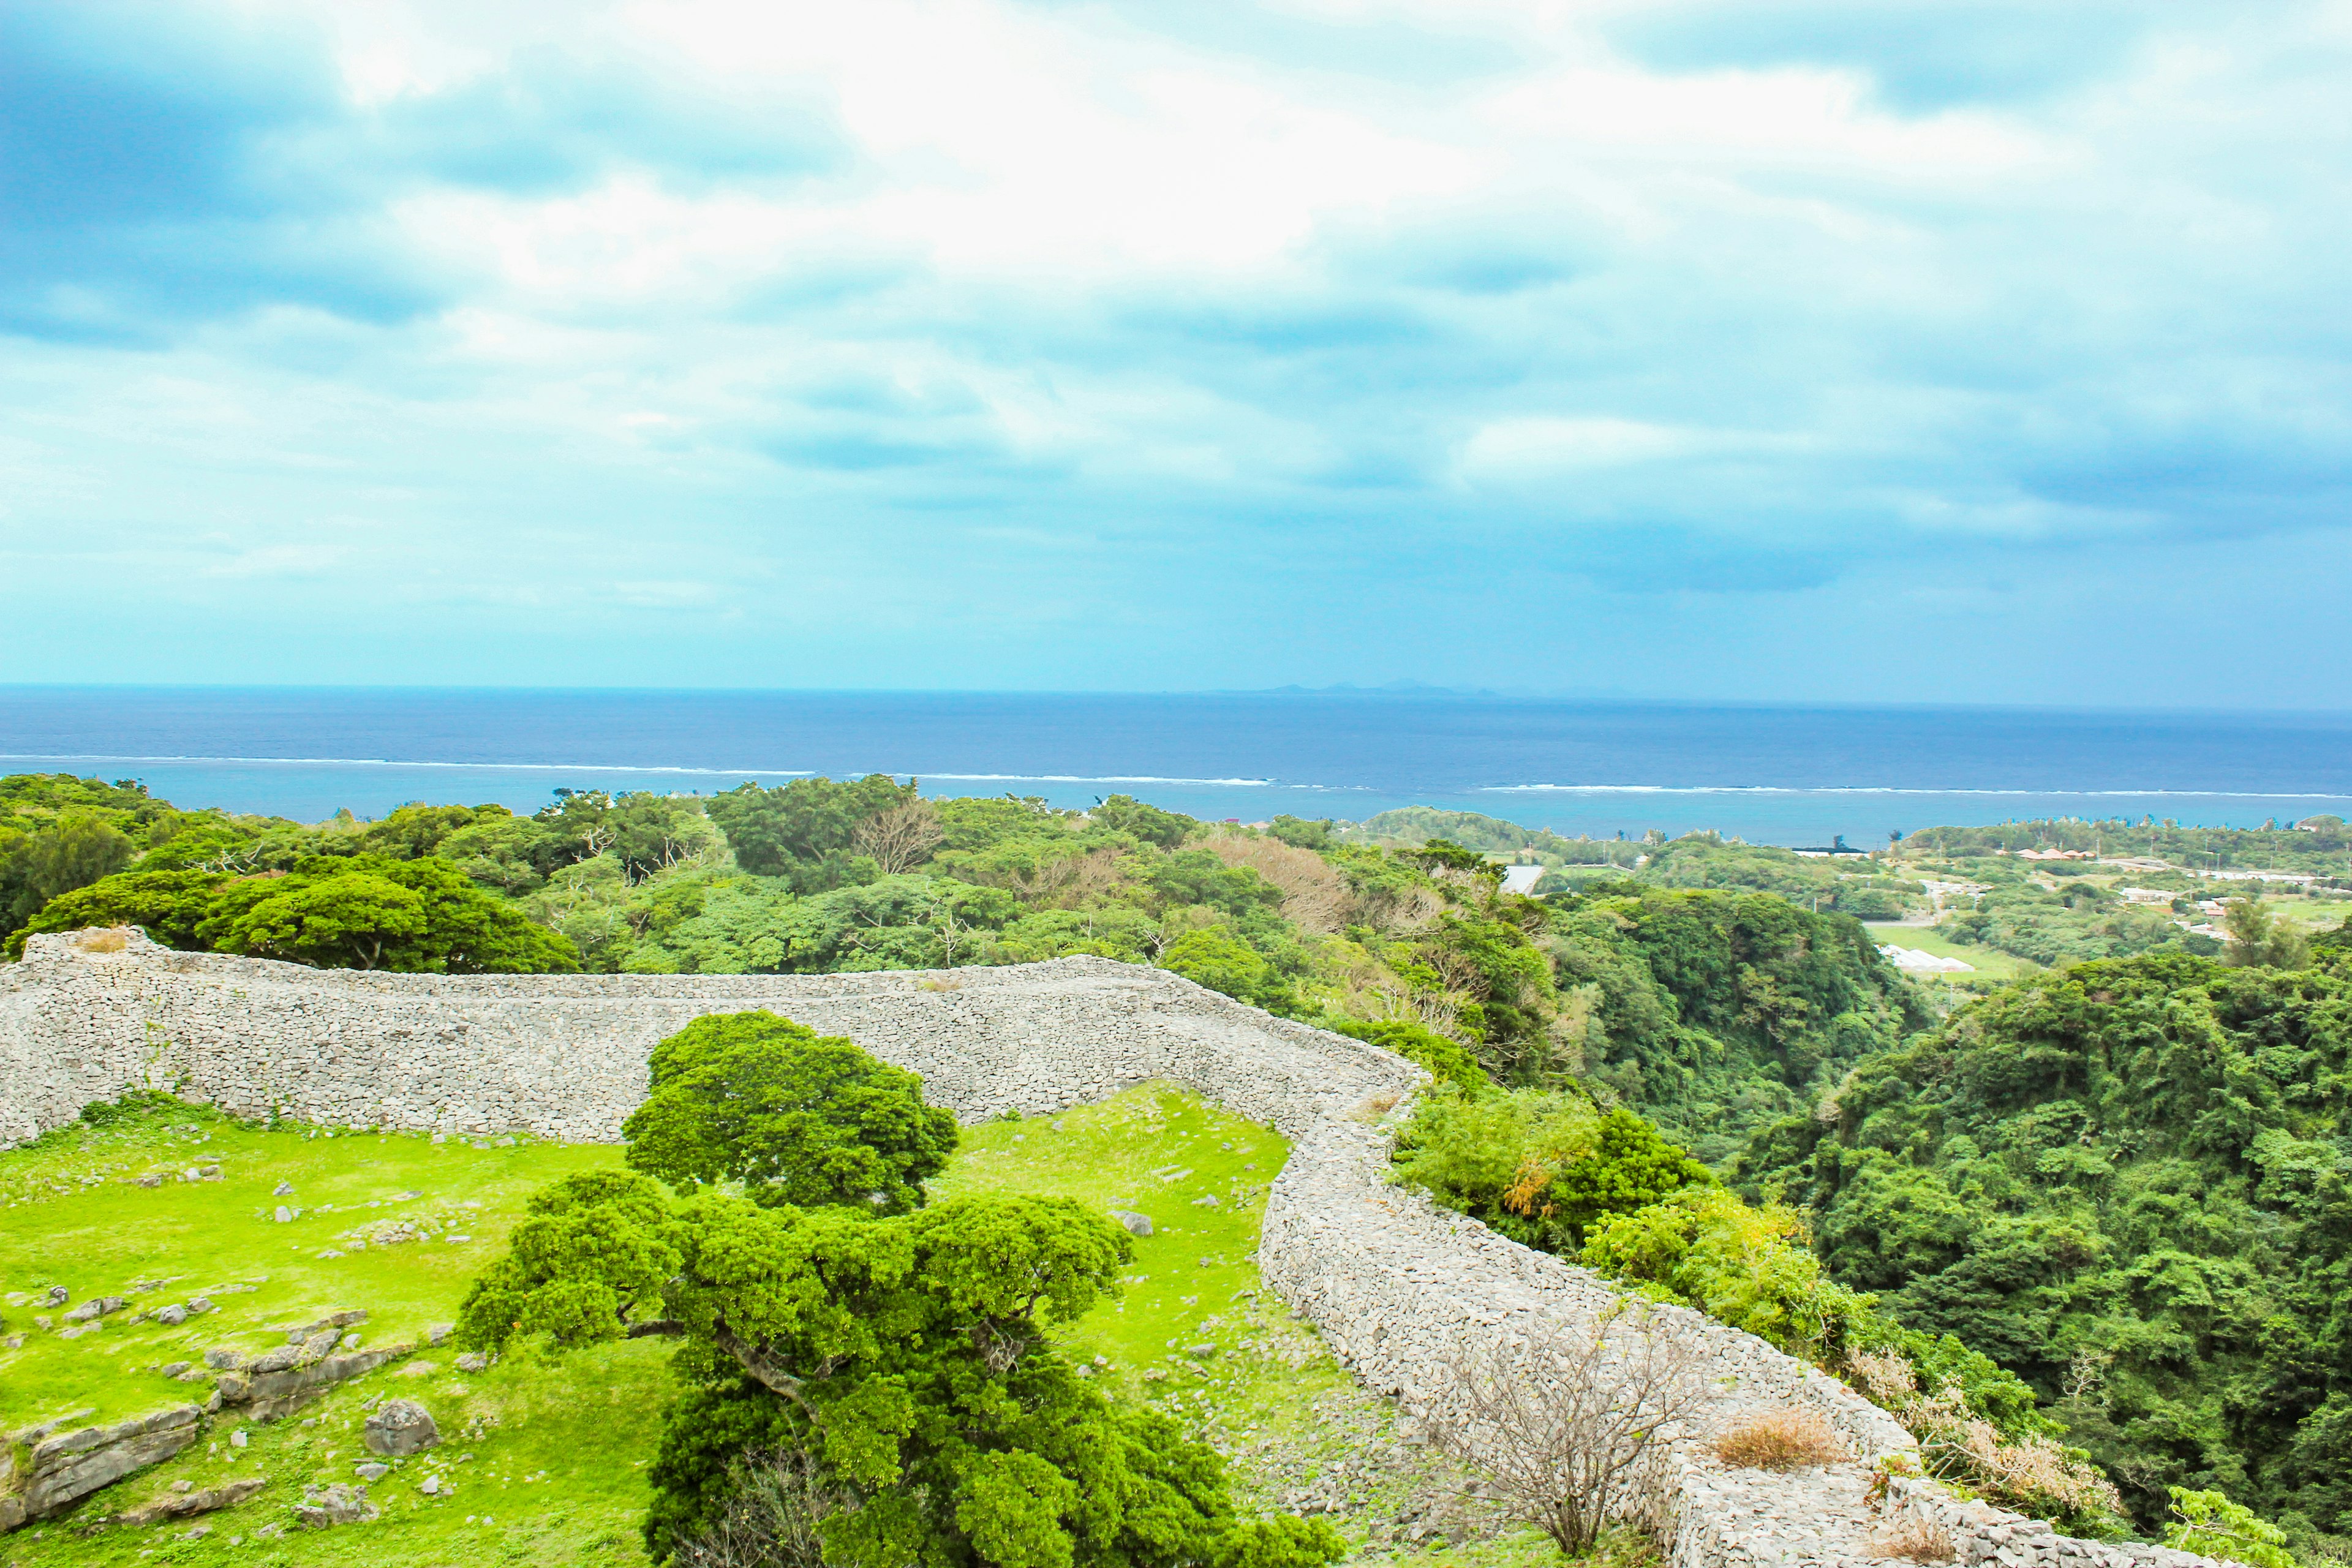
[3, 0, 2348, 704]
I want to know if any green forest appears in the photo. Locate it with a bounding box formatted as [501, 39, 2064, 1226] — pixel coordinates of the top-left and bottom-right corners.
[10, 773, 2352, 1562]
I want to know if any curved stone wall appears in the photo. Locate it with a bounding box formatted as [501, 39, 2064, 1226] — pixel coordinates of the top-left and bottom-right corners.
[0, 931, 2214, 1568]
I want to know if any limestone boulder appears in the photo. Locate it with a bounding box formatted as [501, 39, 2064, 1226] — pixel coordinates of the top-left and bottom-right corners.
[363, 1400, 438, 1457]
[293, 1483, 377, 1528]
[20, 1404, 203, 1518]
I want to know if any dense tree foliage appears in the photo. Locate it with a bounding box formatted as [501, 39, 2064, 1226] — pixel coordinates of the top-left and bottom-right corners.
[10, 851, 580, 971]
[1544, 886, 1928, 1164]
[622, 1011, 959, 1214]
[1390, 1079, 2120, 1532]
[458, 1021, 1339, 1568]
[1740, 951, 2352, 1546]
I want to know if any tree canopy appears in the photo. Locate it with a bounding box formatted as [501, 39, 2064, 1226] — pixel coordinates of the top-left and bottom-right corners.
[1740, 951, 2352, 1537]
[10, 853, 580, 971]
[622, 1011, 959, 1214]
[459, 1014, 1338, 1568]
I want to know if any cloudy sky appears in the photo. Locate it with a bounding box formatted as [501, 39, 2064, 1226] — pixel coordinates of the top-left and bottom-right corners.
[4, 0, 2348, 703]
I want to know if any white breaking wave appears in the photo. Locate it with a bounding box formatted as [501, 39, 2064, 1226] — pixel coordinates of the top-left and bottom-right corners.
[5, 755, 2345, 802]
[0, 753, 1344, 792]
[1481, 784, 2352, 799]
[0, 752, 815, 778]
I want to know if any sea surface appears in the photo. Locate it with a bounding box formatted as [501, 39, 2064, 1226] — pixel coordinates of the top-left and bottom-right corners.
[4, 687, 2350, 848]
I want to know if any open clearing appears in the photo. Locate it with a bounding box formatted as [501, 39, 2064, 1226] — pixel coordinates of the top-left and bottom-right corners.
[1863, 922, 2041, 980]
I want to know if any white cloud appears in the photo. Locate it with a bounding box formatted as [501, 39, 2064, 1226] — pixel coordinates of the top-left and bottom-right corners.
[6, 0, 2352, 697]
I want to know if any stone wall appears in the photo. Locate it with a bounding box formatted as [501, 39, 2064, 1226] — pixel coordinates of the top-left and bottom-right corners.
[0, 930, 2215, 1568]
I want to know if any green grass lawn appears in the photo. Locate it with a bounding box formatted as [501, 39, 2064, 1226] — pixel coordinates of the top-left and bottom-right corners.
[3, 1088, 1577, 1568]
[2275, 896, 2352, 932]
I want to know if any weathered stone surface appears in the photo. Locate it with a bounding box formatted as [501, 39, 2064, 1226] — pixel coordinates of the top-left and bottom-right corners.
[293, 1483, 377, 1528]
[11, 1408, 94, 1447]
[118, 1477, 266, 1526]
[239, 1349, 407, 1422]
[61, 1296, 123, 1324]
[1110, 1210, 1154, 1236]
[204, 1347, 244, 1370]
[363, 1400, 438, 1457]
[21, 1404, 202, 1517]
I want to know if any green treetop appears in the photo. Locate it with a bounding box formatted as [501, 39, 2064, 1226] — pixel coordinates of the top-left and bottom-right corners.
[621, 1011, 959, 1214]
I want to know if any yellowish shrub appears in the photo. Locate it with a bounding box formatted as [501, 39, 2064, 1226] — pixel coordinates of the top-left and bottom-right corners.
[1866, 1519, 1957, 1562]
[1712, 1408, 1848, 1471]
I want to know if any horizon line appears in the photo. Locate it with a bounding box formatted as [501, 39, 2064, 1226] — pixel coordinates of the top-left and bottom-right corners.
[6, 682, 2352, 721]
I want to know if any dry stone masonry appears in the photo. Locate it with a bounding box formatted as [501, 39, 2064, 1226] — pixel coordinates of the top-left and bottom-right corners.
[0, 929, 2221, 1567]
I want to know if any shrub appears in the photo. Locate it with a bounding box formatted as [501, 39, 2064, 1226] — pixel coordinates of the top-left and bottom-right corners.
[1580, 1188, 1875, 1366]
[2162, 1487, 2295, 1568]
[1845, 1350, 2122, 1535]
[1865, 1519, 1956, 1563]
[1160, 925, 1294, 1011]
[1433, 1304, 1715, 1556]
[1332, 1017, 1491, 1095]
[1712, 1408, 1846, 1471]
[1392, 1089, 1713, 1254]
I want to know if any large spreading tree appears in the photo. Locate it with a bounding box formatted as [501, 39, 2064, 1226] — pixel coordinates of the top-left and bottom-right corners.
[459, 1017, 1340, 1568]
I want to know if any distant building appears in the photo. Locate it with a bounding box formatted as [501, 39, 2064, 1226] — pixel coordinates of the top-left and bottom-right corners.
[1499, 865, 1544, 896]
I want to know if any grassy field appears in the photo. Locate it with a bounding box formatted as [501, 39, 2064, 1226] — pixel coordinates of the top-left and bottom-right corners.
[4, 1089, 1571, 1568]
[1863, 922, 2041, 981]
[2275, 896, 2352, 932]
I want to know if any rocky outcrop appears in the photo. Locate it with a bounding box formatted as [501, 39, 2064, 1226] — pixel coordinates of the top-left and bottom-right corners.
[225, 1347, 412, 1422]
[118, 1477, 266, 1527]
[13, 1405, 203, 1519]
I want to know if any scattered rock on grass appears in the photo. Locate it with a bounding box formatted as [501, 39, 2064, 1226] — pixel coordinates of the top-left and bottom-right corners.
[293, 1483, 377, 1529]
[364, 1400, 439, 1457]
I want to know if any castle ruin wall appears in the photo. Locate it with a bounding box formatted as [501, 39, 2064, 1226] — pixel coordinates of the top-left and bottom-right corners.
[0, 932, 2215, 1568]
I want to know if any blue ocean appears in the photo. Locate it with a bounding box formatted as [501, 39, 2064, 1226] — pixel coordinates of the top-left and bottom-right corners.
[3, 687, 2349, 847]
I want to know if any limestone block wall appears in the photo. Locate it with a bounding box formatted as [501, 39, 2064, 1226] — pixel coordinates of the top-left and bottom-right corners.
[0, 930, 2215, 1568]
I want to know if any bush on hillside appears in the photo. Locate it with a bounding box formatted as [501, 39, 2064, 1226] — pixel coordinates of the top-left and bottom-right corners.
[1332, 1017, 1492, 1095]
[1390, 1089, 1711, 1254]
